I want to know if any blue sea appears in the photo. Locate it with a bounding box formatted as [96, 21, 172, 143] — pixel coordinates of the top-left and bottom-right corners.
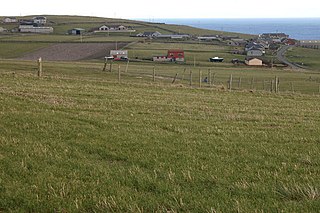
[140, 18, 320, 40]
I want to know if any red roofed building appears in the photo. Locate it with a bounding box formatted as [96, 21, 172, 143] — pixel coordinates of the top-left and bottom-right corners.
[167, 49, 184, 62]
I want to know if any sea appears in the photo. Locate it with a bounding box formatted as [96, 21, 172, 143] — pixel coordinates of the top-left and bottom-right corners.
[140, 18, 320, 40]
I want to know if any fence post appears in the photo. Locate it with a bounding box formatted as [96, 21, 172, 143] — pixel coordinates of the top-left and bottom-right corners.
[181, 68, 186, 81]
[212, 73, 216, 85]
[274, 76, 278, 93]
[228, 74, 233, 91]
[172, 73, 178, 84]
[103, 57, 108, 71]
[208, 69, 212, 87]
[118, 65, 121, 83]
[189, 70, 192, 86]
[271, 80, 274, 92]
[238, 77, 241, 89]
[251, 77, 254, 90]
[109, 60, 113, 72]
[37, 57, 42, 77]
[199, 69, 202, 88]
[153, 66, 156, 82]
[125, 60, 129, 73]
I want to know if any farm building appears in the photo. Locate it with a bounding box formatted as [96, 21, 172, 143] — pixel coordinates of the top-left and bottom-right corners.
[110, 50, 128, 60]
[95, 25, 135, 33]
[245, 58, 263, 66]
[153, 56, 169, 62]
[33, 16, 47, 24]
[19, 25, 53, 33]
[157, 34, 190, 39]
[136, 31, 162, 38]
[3, 17, 17, 23]
[68, 28, 85, 35]
[260, 33, 289, 39]
[168, 50, 185, 62]
[153, 50, 185, 62]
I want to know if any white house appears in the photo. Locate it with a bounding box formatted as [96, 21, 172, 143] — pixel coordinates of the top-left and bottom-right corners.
[3, 17, 17, 23]
[33, 16, 47, 24]
[19, 25, 53, 33]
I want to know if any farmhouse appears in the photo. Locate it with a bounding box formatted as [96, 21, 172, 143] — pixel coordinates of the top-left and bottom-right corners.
[3, 17, 17, 23]
[68, 28, 85, 35]
[153, 50, 185, 62]
[95, 25, 135, 33]
[197, 35, 221, 41]
[110, 50, 128, 60]
[19, 25, 53, 33]
[33, 16, 47, 24]
[245, 58, 263, 66]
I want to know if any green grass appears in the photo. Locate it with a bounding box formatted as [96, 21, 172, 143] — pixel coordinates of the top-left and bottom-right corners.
[0, 43, 50, 58]
[0, 59, 320, 212]
[286, 47, 320, 71]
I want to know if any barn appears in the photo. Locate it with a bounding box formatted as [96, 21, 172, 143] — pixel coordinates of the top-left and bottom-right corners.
[167, 50, 184, 62]
[68, 28, 85, 35]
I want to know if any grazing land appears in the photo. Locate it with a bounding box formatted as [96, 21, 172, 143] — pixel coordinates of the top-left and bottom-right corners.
[0, 15, 320, 212]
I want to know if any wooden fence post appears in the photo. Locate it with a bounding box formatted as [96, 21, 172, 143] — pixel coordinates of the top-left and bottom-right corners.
[251, 77, 254, 90]
[189, 70, 192, 86]
[271, 80, 274, 92]
[103, 58, 108, 71]
[212, 73, 216, 85]
[37, 57, 42, 77]
[153, 66, 156, 82]
[172, 73, 179, 84]
[199, 69, 202, 88]
[125, 60, 129, 73]
[238, 77, 241, 89]
[208, 69, 212, 87]
[274, 76, 278, 93]
[228, 74, 233, 91]
[181, 68, 186, 81]
[118, 65, 121, 83]
[109, 60, 113, 72]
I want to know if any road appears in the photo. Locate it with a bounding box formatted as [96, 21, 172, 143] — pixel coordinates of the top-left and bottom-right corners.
[276, 45, 305, 70]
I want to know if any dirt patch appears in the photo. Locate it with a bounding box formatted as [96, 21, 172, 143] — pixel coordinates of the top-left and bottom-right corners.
[18, 43, 128, 61]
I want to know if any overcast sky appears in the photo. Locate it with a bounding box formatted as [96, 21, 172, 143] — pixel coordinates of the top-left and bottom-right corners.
[1, 0, 320, 19]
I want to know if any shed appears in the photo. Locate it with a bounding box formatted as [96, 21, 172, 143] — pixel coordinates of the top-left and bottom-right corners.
[68, 28, 85, 35]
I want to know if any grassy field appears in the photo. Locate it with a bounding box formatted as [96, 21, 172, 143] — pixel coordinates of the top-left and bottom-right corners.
[0, 59, 320, 212]
[286, 47, 320, 70]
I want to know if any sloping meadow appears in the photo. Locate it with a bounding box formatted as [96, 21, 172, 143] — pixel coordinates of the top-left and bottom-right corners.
[0, 61, 320, 212]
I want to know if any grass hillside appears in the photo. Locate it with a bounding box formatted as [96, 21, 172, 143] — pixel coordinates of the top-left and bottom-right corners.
[1, 15, 250, 37]
[286, 47, 320, 70]
[0, 60, 320, 212]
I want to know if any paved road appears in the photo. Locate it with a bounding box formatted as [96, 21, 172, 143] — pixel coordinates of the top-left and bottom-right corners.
[276, 45, 305, 70]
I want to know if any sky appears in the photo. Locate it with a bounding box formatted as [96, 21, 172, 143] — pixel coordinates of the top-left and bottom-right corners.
[1, 0, 320, 19]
